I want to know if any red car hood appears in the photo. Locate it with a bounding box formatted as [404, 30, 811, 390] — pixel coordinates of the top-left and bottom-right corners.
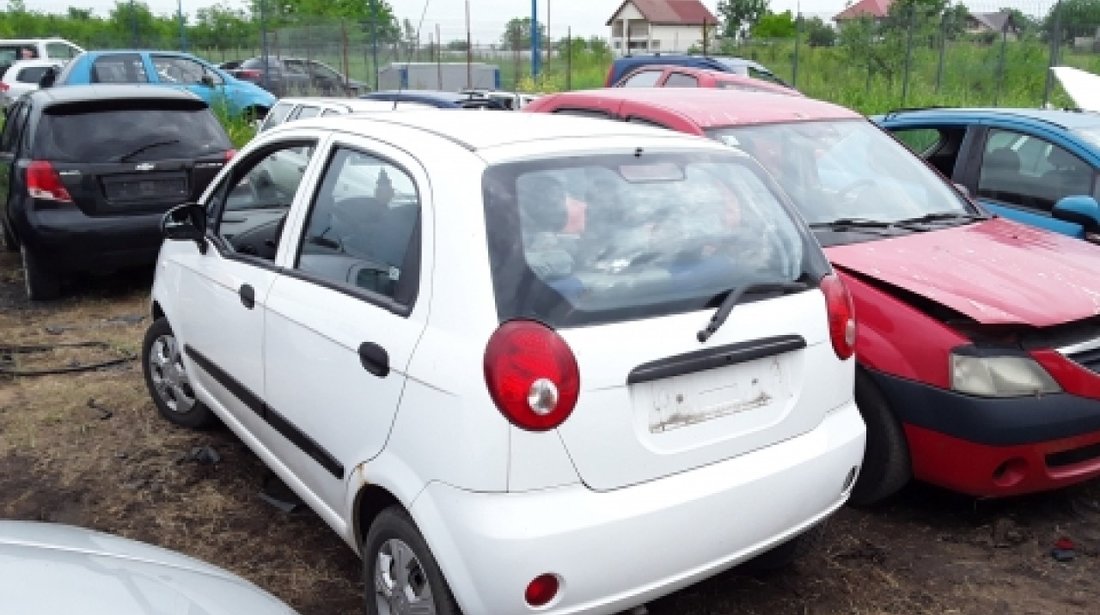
[825, 218, 1100, 327]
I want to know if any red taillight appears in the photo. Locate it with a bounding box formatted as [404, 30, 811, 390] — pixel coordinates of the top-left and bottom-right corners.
[821, 273, 856, 360]
[525, 573, 560, 607]
[484, 320, 580, 431]
[0, 82, 9, 92]
[238, 69, 261, 79]
[27, 161, 73, 202]
[225, 149, 237, 161]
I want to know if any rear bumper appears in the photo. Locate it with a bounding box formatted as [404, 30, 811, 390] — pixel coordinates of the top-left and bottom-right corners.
[868, 369, 1100, 497]
[14, 203, 165, 272]
[410, 403, 865, 615]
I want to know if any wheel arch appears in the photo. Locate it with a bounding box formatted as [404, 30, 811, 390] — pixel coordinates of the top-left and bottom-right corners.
[352, 482, 403, 554]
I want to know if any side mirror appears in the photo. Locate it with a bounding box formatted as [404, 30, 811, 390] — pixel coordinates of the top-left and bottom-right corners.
[200, 74, 215, 87]
[38, 67, 57, 89]
[1052, 195, 1100, 231]
[162, 203, 208, 253]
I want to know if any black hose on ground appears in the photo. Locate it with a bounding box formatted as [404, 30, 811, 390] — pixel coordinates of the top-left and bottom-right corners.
[0, 341, 136, 376]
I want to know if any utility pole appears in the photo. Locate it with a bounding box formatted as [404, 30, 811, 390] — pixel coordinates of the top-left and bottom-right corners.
[531, 0, 540, 79]
[369, 0, 380, 91]
[259, 0, 270, 92]
[177, 0, 186, 52]
[465, 0, 472, 89]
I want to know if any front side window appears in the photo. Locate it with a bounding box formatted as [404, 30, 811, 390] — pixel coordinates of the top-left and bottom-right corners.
[294, 105, 321, 120]
[484, 151, 826, 327]
[91, 54, 148, 83]
[709, 120, 972, 226]
[16, 65, 53, 83]
[620, 70, 662, 87]
[213, 142, 317, 261]
[259, 101, 295, 131]
[152, 55, 208, 84]
[295, 147, 420, 303]
[978, 129, 1096, 212]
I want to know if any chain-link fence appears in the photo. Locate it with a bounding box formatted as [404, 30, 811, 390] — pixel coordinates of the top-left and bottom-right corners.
[727, 1, 1100, 113]
[39, 0, 1100, 112]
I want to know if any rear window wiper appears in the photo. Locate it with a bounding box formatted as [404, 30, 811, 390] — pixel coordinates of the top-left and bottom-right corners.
[698, 280, 809, 343]
[118, 139, 181, 162]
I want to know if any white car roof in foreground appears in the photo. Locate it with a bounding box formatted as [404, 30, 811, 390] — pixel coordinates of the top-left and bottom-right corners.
[0, 520, 297, 614]
[288, 110, 726, 157]
[1051, 66, 1100, 113]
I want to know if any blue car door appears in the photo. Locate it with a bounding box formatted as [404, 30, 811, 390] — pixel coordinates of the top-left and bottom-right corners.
[973, 121, 1099, 238]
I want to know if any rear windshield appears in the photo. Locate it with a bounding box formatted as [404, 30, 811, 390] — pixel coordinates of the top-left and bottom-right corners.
[483, 150, 829, 327]
[34, 104, 231, 162]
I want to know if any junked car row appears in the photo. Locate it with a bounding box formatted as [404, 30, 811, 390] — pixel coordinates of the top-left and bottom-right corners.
[4, 61, 1100, 615]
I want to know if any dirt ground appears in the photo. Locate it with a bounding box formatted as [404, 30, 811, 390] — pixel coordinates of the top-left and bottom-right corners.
[1, 250, 1099, 615]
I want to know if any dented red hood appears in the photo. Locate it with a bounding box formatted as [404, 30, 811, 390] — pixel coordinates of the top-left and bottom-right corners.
[825, 218, 1100, 327]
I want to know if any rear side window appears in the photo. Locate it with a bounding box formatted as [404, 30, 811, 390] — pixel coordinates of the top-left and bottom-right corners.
[15, 66, 51, 83]
[92, 54, 148, 83]
[483, 151, 825, 327]
[34, 104, 231, 162]
[46, 43, 80, 59]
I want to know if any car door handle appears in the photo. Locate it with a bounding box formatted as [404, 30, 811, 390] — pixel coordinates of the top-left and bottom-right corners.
[358, 342, 389, 378]
[239, 283, 255, 309]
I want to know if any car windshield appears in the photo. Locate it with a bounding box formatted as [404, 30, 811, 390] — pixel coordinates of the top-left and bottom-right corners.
[1072, 126, 1100, 150]
[707, 119, 972, 226]
[483, 150, 828, 328]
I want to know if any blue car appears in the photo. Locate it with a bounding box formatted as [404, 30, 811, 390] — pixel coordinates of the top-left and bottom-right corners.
[876, 107, 1100, 240]
[53, 50, 276, 119]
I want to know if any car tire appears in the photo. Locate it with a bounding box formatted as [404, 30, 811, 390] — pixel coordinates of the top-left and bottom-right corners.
[20, 245, 60, 300]
[142, 317, 217, 429]
[1, 218, 17, 252]
[849, 369, 911, 506]
[740, 521, 827, 573]
[364, 506, 460, 615]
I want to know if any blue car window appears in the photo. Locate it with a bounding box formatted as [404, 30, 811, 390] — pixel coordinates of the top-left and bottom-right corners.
[978, 129, 1096, 213]
[91, 54, 147, 83]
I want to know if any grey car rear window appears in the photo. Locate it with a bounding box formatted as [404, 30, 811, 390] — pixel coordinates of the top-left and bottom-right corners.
[34, 103, 231, 162]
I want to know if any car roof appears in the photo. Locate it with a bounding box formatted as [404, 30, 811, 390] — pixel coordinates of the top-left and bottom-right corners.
[366, 90, 469, 103]
[275, 97, 430, 113]
[289, 109, 723, 152]
[541, 88, 857, 127]
[29, 84, 206, 106]
[879, 106, 1100, 130]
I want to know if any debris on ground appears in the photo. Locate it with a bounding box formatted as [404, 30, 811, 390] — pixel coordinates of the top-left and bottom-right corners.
[105, 314, 145, 325]
[259, 473, 303, 514]
[85, 397, 113, 420]
[179, 445, 221, 465]
[1051, 537, 1077, 562]
[992, 517, 1028, 548]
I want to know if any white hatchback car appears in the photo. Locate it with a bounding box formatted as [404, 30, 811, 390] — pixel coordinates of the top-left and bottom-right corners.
[0, 59, 63, 108]
[143, 111, 866, 615]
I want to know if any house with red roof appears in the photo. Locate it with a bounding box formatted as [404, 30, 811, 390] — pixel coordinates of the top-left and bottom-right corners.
[606, 0, 718, 55]
[833, 0, 893, 24]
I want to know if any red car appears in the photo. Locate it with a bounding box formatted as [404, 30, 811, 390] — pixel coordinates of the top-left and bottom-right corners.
[527, 88, 1100, 504]
[614, 64, 803, 97]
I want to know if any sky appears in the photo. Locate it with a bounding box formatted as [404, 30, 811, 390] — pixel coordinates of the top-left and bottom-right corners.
[33, 0, 1057, 44]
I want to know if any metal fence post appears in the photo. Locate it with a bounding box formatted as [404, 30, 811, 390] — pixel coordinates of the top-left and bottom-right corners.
[935, 13, 946, 93]
[792, 12, 801, 88]
[1043, 0, 1063, 107]
[901, 5, 914, 106]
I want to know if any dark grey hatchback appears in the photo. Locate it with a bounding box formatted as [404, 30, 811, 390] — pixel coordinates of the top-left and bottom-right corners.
[0, 85, 233, 299]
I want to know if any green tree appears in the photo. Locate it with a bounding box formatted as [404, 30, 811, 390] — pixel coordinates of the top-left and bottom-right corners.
[1043, 0, 1100, 42]
[805, 16, 837, 46]
[446, 39, 469, 51]
[751, 10, 796, 39]
[500, 17, 547, 50]
[716, 0, 769, 40]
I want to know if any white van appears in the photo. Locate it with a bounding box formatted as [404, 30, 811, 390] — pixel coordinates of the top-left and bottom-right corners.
[0, 38, 83, 74]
